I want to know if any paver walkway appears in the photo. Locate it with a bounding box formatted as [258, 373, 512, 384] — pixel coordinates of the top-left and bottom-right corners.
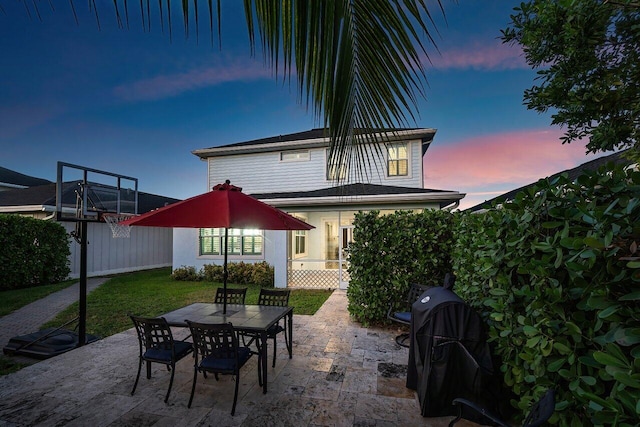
[0, 278, 109, 352]
[0, 289, 471, 426]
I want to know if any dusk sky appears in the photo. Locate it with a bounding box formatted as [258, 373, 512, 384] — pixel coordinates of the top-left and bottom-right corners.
[1, 1, 606, 210]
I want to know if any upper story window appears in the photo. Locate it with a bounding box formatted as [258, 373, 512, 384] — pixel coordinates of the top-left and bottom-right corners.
[199, 228, 263, 256]
[387, 143, 409, 177]
[326, 150, 347, 180]
[280, 150, 310, 162]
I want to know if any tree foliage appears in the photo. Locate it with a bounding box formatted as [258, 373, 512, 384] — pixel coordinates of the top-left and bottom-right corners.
[502, 0, 640, 158]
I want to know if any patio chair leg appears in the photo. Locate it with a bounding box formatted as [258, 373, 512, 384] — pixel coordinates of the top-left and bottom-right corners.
[131, 359, 142, 395]
[285, 326, 292, 359]
[165, 362, 176, 403]
[231, 372, 240, 416]
[188, 367, 198, 408]
[272, 336, 277, 368]
[146, 361, 152, 379]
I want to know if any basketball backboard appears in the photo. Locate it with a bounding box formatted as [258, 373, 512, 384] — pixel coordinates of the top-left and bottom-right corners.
[56, 162, 138, 222]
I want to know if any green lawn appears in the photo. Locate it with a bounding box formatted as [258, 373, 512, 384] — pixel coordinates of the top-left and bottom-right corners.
[1, 268, 333, 376]
[40, 268, 333, 339]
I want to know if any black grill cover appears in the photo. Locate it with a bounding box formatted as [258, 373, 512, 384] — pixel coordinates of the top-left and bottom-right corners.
[406, 287, 497, 417]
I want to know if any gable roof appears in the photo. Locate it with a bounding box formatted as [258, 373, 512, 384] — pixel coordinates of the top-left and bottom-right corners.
[0, 166, 51, 189]
[466, 150, 633, 213]
[251, 183, 464, 210]
[192, 128, 437, 159]
[0, 182, 180, 216]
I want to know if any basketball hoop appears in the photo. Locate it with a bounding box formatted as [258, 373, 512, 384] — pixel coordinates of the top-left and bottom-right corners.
[103, 213, 135, 238]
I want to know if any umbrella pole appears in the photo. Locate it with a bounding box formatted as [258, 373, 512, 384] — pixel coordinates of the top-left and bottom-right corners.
[223, 227, 228, 314]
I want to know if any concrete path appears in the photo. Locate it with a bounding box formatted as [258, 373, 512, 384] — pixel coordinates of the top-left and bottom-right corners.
[0, 278, 109, 351]
[0, 290, 462, 426]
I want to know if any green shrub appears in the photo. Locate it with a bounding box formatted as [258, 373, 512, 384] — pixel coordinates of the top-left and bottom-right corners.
[0, 215, 70, 290]
[453, 163, 640, 426]
[176, 262, 274, 287]
[346, 209, 456, 325]
[202, 264, 223, 282]
[171, 266, 203, 281]
[251, 261, 275, 287]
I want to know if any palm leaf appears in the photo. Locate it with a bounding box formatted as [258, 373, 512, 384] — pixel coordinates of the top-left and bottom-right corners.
[17, 0, 443, 179]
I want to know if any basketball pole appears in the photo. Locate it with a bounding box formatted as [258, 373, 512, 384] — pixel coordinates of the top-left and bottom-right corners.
[78, 220, 88, 347]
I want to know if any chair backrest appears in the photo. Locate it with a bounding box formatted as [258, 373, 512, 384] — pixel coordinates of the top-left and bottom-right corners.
[523, 389, 556, 427]
[406, 283, 431, 305]
[130, 315, 174, 352]
[186, 321, 238, 362]
[258, 289, 290, 307]
[214, 287, 247, 305]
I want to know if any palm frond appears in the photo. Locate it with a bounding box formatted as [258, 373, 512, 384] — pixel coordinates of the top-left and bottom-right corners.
[244, 0, 442, 181]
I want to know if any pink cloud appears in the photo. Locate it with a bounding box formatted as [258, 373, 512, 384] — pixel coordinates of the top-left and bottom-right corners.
[423, 128, 605, 209]
[430, 41, 527, 71]
[113, 59, 272, 102]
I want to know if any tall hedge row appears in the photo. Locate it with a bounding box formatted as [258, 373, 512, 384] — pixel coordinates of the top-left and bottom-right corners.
[346, 209, 455, 325]
[453, 164, 640, 426]
[0, 214, 71, 290]
[345, 162, 639, 425]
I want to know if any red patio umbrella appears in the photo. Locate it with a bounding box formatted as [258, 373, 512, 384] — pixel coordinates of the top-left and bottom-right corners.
[120, 180, 314, 313]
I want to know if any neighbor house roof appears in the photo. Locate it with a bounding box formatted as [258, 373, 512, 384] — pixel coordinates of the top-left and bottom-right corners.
[192, 128, 437, 159]
[0, 182, 180, 216]
[0, 166, 51, 190]
[251, 183, 464, 210]
[466, 150, 633, 213]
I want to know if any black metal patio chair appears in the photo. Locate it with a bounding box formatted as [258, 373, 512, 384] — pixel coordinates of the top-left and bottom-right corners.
[387, 283, 432, 347]
[240, 288, 291, 367]
[186, 320, 258, 415]
[214, 287, 247, 305]
[129, 315, 193, 403]
[449, 389, 555, 427]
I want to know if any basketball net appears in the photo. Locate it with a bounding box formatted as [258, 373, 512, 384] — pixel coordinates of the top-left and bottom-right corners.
[103, 213, 135, 238]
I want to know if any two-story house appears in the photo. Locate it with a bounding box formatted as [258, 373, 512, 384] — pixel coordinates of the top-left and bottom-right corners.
[173, 128, 465, 289]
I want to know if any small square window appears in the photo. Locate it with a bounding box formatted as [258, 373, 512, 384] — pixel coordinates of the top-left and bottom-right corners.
[388, 143, 409, 177]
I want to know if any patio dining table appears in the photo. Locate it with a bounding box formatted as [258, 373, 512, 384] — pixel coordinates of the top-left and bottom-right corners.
[159, 302, 293, 394]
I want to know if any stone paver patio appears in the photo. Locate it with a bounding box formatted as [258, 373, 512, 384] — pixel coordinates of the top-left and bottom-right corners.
[0, 290, 473, 426]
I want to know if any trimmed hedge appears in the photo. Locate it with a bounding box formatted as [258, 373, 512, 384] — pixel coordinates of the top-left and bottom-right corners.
[344, 162, 639, 425]
[453, 163, 640, 426]
[0, 214, 71, 290]
[346, 209, 455, 325]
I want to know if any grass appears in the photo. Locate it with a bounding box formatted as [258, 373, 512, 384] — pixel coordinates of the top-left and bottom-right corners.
[41, 268, 333, 339]
[0, 280, 76, 316]
[0, 357, 30, 376]
[0, 268, 332, 376]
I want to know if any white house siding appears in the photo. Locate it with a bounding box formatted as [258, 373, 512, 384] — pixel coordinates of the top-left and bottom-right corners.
[64, 222, 172, 279]
[207, 139, 425, 194]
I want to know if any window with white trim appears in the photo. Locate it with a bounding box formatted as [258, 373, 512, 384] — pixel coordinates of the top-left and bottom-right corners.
[292, 229, 308, 258]
[199, 228, 263, 256]
[280, 150, 310, 162]
[387, 143, 409, 176]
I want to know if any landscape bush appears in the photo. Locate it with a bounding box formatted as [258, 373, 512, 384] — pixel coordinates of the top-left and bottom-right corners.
[0, 214, 70, 290]
[174, 261, 274, 287]
[452, 163, 640, 426]
[346, 209, 456, 325]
